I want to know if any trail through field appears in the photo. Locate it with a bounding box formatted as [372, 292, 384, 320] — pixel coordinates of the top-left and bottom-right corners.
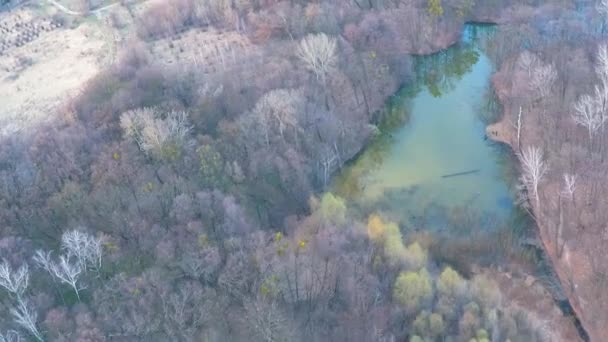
[44, 0, 120, 15]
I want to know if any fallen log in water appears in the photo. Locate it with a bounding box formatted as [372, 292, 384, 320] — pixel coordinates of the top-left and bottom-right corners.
[441, 169, 480, 178]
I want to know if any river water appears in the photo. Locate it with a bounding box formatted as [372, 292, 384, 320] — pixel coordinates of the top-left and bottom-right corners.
[333, 24, 519, 234]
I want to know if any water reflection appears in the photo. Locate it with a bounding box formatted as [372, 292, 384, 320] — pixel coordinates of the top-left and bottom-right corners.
[332, 24, 515, 232]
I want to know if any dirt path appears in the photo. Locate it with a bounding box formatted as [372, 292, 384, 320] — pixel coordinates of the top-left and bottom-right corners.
[45, 0, 120, 16]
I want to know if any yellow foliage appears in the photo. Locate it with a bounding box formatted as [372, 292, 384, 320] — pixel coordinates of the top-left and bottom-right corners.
[404, 242, 428, 270]
[274, 232, 283, 242]
[103, 241, 119, 252]
[260, 275, 280, 298]
[383, 222, 406, 265]
[428, 0, 444, 17]
[367, 214, 386, 242]
[471, 275, 501, 309]
[476, 329, 489, 340]
[198, 234, 209, 247]
[412, 310, 429, 335]
[319, 193, 347, 225]
[367, 214, 429, 269]
[437, 266, 465, 298]
[429, 313, 445, 337]
[113, 152, 120, 160]
[298, 240, 307, 249]
[393, 268, 433, 311]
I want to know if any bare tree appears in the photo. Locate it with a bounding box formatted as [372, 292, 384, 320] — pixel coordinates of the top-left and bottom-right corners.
[598, 0, 608, 33]
[596, 43, 608, 81]
[572, 94, 602, 146]
[296, 33, 338, 82]
[0, 331, 22, 342]
[34, 250, 84, 301]
[561, 173, 577, 202]
[61, 230, 102, 272]
[0, 261, 28, 302]
[10, 300, 43, 342]
[531, 63, 557, 99]
[519, 146, 548, 207]
[518, 51, 540, 77]
[594, 45, 608, 128]
[120, 108, 193, 159]
[253, 89, 304, 144]
[510, 106, 523, 150]
[244, 296, 292, 342]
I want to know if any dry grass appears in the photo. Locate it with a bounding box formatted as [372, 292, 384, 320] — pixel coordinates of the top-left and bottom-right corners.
[0, 7, 108, 135]
[148, 27, 261, 74]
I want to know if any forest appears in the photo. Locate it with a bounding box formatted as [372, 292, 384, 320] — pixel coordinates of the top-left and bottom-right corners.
[0, 0, 607, 341]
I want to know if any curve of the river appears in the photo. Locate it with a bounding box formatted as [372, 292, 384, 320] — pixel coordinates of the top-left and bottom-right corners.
[333, 24, 520, 235]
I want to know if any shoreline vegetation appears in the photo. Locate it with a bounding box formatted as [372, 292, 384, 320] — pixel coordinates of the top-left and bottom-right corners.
[0, 0, 603, 341]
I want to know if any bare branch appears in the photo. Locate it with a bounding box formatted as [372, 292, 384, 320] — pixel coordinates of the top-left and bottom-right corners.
[561, 173, 577, 201]
[572, 94, 602, 144]
[531, 63, 557, 99]
[0, 261, 29, 300]
[297, 33, 338, 82]
[0, 330, 23, 342]
[120, 108, 193, 159]
[34, 249, 85, 301]
[10, 300, 43, 342]
[61, 230, 103, 271]
[519, 146, 548, 207]
[518, 51, 540, 77]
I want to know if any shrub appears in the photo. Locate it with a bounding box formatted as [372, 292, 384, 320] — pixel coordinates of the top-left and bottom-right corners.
[120, 108, 193, 161]
[383, 221, 406, 265]
[367, 214, 386, 242]
[470, 275, 501, 310]
[319, 193, 346, 226]
[403, 242, 428, 271]
[393, 268, 433, 312]
[437, 266, 465, 299]
[428, 313, 445, 338]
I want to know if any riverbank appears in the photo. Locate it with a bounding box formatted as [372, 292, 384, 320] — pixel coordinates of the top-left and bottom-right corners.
[335, 22, 582, 341]
[488, 54, 597, 341]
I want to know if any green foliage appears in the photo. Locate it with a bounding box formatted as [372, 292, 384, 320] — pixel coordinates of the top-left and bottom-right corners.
[260, 275, 280, 298]
[476, 329, 489, 340]
[383, 221, 406, 266]
[393, 268, 433, 311]
[415, 46, 480, 97]
[456, 0, 475, 17]
[319, 193, 347, 225]
[412, 311, 444, 339]
[404, 242, 428, 271]
[412, 311, 429, 335]
[428, 0, 444, 17]
[470, 275, 501, 309]
[160, 141, 182, 162]
[366, 214, 428, 269]
[437, 266, 465, 298]
[428, 313, 445, 337]
[198, 144, 226, 188]
[459, 309, 481, 340]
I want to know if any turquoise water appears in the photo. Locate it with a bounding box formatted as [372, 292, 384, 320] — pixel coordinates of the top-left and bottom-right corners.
[333, 25, 515, 232]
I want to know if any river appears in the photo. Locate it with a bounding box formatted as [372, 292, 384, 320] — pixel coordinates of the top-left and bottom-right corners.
[333, 24, 523, 238]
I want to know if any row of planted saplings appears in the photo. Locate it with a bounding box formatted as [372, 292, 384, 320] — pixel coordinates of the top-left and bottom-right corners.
[0, 19, 62, 54]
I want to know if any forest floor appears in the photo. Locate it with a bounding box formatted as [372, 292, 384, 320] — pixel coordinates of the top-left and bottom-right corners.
[489, 59, 601, 341]
[487, 267, 581, 341]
